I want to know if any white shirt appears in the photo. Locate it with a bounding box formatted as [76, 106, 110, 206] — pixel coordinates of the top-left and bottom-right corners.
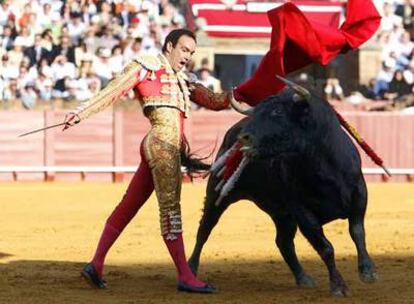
[109, 55, 124, 75]
[51, 61, 76, 80]
[67, 21, 86, 43]
[0, 63, 19, 80]
[92, 57, 113, 79]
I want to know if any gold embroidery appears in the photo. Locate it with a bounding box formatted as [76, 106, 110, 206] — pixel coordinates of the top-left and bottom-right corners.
[153, 54, 192, 117]
[160, 74, 178, 83]
[158, 54, 175, 74]
[176, 73, 191, 117]
[140, 96, 182, 111]
[140, 75, 191, 117]
[143, 107, 183, 236]
[135, 54, 161, 71]
[160, 84, 180, 95]
[74, 61, 141, 121]
[141, 95, 171, 103]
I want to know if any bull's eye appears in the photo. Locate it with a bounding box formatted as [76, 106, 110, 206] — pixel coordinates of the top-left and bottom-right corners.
[270, 107, 283, 117]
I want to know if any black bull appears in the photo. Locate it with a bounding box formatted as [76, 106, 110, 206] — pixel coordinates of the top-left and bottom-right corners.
[188, 87, 377, 297]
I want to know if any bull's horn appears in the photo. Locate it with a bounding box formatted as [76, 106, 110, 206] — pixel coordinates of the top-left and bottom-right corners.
[276, 75, 311, 101]
[230, 90, 253, 115]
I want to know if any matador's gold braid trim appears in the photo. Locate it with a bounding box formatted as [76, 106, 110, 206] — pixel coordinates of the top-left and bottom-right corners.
[73, 61, 142, 121]
[136, 54, 161, 80]
[143, 108, 183, 238]
[177, 73, 191, 117]
[135, 54, 161, 71]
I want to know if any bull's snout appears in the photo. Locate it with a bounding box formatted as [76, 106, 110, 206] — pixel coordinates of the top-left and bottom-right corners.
[238, 132, 252, 146]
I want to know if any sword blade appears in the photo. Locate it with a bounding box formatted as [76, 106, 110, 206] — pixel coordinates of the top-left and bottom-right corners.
[18, 122, 67, 137]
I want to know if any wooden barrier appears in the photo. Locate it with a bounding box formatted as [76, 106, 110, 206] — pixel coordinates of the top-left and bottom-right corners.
[0, 110, 413, 182]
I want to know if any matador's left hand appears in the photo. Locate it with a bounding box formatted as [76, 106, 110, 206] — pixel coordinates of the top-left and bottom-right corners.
[63, 112, 80, 131]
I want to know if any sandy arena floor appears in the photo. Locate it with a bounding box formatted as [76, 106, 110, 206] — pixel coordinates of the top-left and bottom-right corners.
[0, 182, 413, 304]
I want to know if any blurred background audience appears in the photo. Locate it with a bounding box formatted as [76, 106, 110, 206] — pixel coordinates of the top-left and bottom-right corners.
[1, 0, 414, 113]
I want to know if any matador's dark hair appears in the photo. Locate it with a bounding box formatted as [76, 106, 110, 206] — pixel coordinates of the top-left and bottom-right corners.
[162, 29, 197, 53]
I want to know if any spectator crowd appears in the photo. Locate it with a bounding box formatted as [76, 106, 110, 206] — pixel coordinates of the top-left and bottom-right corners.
[370, 0, 414, 103]
[0, 0, 202, 109]
[322, 0, 414, 111]
[2, 0, 414, 112]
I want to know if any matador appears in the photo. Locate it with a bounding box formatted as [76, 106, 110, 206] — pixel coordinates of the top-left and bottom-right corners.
[64, 29, 233, 293]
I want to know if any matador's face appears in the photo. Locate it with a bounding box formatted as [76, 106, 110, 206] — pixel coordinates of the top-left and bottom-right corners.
[165, 35, 196, 72]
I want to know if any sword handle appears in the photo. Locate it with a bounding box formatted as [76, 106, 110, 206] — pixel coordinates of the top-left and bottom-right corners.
[62, 113, 80, 131]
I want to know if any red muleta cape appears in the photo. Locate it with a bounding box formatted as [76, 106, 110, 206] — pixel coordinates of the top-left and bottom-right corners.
[234, 0, 381, 106]
[219, 0, 382, 189]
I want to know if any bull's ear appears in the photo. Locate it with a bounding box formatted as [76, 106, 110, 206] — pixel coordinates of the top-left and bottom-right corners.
[293, 93, 308, 103]
[291, 98, 310, 122]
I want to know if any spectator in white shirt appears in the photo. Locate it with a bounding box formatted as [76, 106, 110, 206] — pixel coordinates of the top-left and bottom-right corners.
[0, 0, 16, 27]
[380, 2, 403, 32]
[399, 30, 414, 57]
[6, 41, 24, 70]
[123, 37, 144, 63]
[37, 3, 58, 30]
[142, 27, 162, 54]
[0, 54, 18, 80]
[37, 57, 54, 79]
[96, 25, 120, 51]
[198, 68, 222, 93]
[51, 54, 76, 82]
[375, 60, 395, 97]
[108, 45, 124, 75]
[17, 64, 35, 90]
[83, 28, 99, 54]
[3, 78, 20, 101]
[14, 26, 34, 49]
[51, 54, 76, 97]
[93, 47, 113, 87]
[35, 72, 53, 101]
[67, 13, 86, 45]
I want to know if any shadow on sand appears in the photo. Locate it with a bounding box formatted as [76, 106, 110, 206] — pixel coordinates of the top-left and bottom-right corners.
[0, 252, 13, 260]
[0, 254, 413, 304]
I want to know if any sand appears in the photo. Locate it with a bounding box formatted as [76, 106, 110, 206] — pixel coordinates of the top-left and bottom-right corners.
[0, 182, 413, 304]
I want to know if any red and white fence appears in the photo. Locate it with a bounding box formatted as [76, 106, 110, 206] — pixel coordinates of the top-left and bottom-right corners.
[0, 110, 413, 182]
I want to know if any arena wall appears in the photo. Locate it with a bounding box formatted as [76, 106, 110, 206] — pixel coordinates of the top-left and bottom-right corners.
[0, 110, 413, 182]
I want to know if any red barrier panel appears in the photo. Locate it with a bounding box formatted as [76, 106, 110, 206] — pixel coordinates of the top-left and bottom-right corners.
[0, 110, 412, 182]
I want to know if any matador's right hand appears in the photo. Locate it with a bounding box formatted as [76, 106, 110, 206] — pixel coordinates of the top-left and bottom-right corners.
[63, 112, 80, 131]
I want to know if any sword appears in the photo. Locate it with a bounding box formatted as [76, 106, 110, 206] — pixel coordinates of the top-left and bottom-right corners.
[18, 122, 67, 137]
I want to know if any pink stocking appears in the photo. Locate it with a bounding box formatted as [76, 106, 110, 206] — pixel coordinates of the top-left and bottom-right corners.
[91, 145, 154, 276]
[163, 233, 207, 287]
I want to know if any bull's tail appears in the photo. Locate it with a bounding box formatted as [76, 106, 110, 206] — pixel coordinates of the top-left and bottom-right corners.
[180, 136, 211, 181]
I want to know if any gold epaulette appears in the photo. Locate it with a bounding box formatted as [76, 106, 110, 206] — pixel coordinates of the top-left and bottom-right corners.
[135, 54, 161, 71]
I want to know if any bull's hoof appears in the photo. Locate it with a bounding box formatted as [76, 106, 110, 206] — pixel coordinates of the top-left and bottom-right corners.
[296, 273, 317, 289]
[359, 270, 378, 283]
[330, 283, 351, 297]
[331, 288, 352, 297]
